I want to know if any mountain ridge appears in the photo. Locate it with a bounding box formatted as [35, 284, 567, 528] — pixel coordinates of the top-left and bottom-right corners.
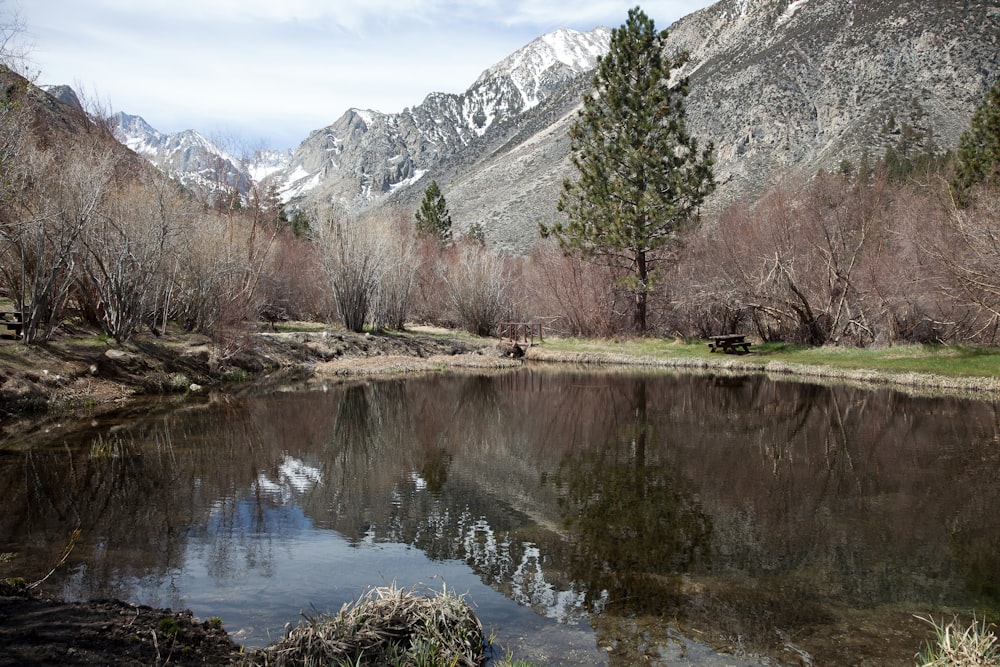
[271, 26, 611, 211]
[110, 111, 257, 200]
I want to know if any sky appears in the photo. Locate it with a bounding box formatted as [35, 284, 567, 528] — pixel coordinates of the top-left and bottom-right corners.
[13, 1, 715, 152]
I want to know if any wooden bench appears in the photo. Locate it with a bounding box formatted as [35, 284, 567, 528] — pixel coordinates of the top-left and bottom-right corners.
[709, 333, 751, 354]
[0, 310, 23, 339]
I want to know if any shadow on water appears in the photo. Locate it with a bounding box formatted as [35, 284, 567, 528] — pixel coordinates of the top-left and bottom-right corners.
[2, 369, 1000, 665]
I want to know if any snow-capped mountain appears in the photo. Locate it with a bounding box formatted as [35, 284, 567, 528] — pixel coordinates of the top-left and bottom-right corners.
[110, 111, 257, 200]
[474, 27, 610, 111]
[273, 27, 610, 209]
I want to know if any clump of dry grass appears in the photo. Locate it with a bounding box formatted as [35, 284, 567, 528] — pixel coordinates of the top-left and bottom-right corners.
[915, 615, 1000, 666]
[241, 583, 485, 667]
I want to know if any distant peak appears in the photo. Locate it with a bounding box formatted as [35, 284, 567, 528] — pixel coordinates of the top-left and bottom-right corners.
[476, 26, 610, 88]
[42, 84, 83, 112]
[111, 110, 159, 137]
[347, 108, 378, 125]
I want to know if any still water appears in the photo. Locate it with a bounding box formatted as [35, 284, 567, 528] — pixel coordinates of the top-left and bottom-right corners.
[1, 368, 999, 665]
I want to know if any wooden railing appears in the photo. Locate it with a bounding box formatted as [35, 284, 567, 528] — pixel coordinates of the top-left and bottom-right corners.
[497, 322, 543, 347]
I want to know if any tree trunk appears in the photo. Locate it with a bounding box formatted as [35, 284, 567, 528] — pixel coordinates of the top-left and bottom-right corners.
[634, 250, 648, 333]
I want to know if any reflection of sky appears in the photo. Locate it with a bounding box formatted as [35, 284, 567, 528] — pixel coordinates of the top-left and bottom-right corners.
[116, 453, 607, 664]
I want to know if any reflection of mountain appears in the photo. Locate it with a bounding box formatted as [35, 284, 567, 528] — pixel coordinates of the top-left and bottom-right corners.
[2, 371, 999, 663]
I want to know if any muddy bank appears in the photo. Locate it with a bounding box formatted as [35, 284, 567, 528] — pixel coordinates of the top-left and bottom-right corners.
[0, 580, 241, 666]
[0, 325, 516, 429]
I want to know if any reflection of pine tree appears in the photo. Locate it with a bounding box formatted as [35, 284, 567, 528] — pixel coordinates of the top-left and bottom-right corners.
[419, 448, 451, 496]
[555, 380, 713, 614]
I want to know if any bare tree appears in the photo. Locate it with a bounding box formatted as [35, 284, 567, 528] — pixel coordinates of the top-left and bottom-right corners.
[442, 243, 514, 336]
[0, 67, 31, 298]
[318, 213, 385, 333]
[75, 179, 176, 341]
[0, 139, 117, 342]
[0, 5, 32, 77]
[370, 215, 417, 331]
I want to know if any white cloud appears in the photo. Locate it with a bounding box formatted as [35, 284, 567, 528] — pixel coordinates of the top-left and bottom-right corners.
[15, 0, 714, 150]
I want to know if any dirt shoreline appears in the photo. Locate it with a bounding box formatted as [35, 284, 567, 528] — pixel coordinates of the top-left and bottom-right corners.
[0, 580, 241, 666]
[4, 326, 997, 430]
[0, 325, 519, 432]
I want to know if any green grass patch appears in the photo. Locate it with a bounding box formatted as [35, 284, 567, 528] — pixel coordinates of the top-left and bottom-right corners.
[543, 337, 1000, 379]
[757, 343, 1000, 378]
[543, 335, 708, 358]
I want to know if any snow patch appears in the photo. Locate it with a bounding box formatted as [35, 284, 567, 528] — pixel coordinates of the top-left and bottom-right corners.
[351, 108, 374, 125]
[280, 166, 323, 202]
[389, 168, 427, 192]
[777, 0, 809, 24]
[249, 162, 284, 182]
[248, 150, 292, 182]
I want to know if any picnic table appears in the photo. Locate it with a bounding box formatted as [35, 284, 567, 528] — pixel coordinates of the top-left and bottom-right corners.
[0, 310, 23, 339]
[708, 333, 752, 354]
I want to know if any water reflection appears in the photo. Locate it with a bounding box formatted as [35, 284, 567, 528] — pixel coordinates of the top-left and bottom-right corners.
[555, 379, 712, 616]
[1, 369, 999, 665]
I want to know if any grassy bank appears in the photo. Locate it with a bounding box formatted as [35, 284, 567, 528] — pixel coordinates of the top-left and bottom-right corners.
[523, 337, 1000, 397]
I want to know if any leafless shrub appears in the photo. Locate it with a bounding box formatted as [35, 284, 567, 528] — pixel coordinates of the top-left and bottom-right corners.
[924, 182, 1000, 344]
[370, 214, 417, 331]
[75, 179, 177, 341]
[0, 137, 117, 342]
[409, 238, 453, 327]
[441, 242, 515, 336]
[258, 232, 331, 325]
[523, 242, 627, 337]
[317, 213, 387, 333]
[171, 202, 274, 340]
[674, 172, 898, 345]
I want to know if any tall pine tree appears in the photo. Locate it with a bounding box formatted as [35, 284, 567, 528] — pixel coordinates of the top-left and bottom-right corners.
[541, 6, 714, 333]
[952, 79, 1000, 197]
[414, 180, 452, 241]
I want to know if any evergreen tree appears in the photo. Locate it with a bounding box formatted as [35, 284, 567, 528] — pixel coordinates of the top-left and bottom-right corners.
[466, 220, 486, 246]
[287, 208, 311, 237]
[540, 6, 714, 332]
[414, 180, 452, 241]
[952, 79, 1000, 197]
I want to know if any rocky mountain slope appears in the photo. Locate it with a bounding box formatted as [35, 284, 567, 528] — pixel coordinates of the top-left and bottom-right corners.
[274, 27, 610, 212]
[669, 0, 1000, 202]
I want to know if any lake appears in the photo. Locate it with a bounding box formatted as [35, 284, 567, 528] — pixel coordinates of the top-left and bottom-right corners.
[1, 367, 998, 665]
